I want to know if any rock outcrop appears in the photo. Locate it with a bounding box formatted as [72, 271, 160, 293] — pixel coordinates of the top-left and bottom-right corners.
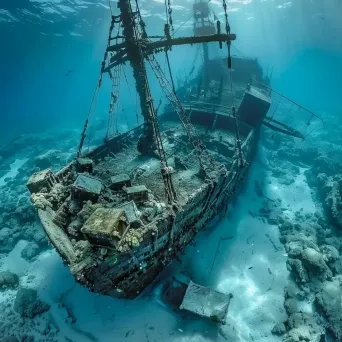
[14, 288, 50, 318]
[0, 271, 19, 290]
[315, 276, 342, 339]
[265, 114, 342, 342]
[21, 242, 41, 261]
[322, 175, 342, 231]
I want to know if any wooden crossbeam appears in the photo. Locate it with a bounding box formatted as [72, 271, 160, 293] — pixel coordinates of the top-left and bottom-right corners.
[104, 33, 236, 72]
[107, 33, 236, 52]
[145, 33, 236, 52]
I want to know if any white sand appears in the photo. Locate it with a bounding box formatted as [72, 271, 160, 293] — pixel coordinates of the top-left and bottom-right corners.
[0, 158, 28, 187]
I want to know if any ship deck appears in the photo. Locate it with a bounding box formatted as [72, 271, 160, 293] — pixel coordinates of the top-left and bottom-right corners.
[93, 119, 245, 204]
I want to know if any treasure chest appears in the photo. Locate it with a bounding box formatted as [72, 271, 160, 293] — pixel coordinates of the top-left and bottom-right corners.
[81, 207, 128, 248]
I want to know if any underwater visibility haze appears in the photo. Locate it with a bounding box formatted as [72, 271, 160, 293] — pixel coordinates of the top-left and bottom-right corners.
[1, 0, 342, 341]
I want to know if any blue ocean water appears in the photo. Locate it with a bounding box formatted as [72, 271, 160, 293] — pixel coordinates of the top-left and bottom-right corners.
[1, 0, 341, 141]
[1, 0, 342, 341]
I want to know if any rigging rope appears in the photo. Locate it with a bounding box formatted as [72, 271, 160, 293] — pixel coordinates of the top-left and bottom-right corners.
[167, 0, 174, 32]
[270, 97, 281, 120]
[122, 65, 134, 101]
[164, 0, 168, 25]
[135, 0, 147, 38]
[106, 64, 122, 139]
[148, 55, 216, 174]
[188, 45, 200, 79]
[108, 0, 113, 15]
[130, 0, 176, 203]
[172, 0, 212, 37]
[121, 66, 139, 130]
[222, 0, 244, 169]
[106, 13, 124, 140]
[135, 92, 139, 125]
[77, 82, 101, 157]
[157, 0, 219, 175]
[87, 84, 101, 152]
[120, 103, 130, 130]
[78, 13, 117, 156]
[165, 51, 176, 95]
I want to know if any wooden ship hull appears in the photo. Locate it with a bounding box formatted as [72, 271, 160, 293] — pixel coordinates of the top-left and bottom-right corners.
[25, 0, 280, 299]
[27, 56, 271, 299]
[32, 122, 261, 299]
[38, 134, 257, 299]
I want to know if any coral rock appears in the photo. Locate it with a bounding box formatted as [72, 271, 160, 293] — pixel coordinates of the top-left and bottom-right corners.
[0, 271, 19, 290]
[271, 322, 286, 336]
[287, 258, 309, 283]
[14, 288, 50, 318]
[315, 276, 342, 339]
[300, 248, 330, 278]
[21, 242, 41, 261]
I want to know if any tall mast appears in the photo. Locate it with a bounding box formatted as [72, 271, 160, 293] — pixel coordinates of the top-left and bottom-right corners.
[106, 0, 236, 201]
[112, 0, 236, 145]
[117, 0, 177, 203]
[193, 0, 216, 96]
[118, 0, 156, 155]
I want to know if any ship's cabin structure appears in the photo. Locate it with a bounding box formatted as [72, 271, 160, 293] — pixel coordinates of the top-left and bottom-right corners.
[193, 0, 216, 36]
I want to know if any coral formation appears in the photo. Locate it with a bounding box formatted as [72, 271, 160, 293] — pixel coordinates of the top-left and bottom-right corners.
[14, 288, 50, 318]
[263, 114, 342, 341]
[21, 242, 41, 261]
[0, 271, 19, 290]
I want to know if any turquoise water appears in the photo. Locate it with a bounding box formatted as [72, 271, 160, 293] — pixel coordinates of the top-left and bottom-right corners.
[1, 0, 341, 141]
[1, 1, 342, 341]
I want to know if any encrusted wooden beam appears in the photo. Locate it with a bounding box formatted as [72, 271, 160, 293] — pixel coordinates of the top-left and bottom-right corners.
[107, 33, 236, 53]
[104, 33, 236, 72]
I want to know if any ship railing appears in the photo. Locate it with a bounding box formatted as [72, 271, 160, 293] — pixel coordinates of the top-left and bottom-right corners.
[181, 101, 233, 116]
[194, 21, 215, 29]
[250, 79, 324, 140]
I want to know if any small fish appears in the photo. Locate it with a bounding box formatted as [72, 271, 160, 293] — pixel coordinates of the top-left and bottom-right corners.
[248, 209, 256, 218]
[248, 266, 253, 270]
[313, 14, 325, 21]
[221, 236, 234, 241]
[247, 234, 254, 244]
[125, 330, 134, 338]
